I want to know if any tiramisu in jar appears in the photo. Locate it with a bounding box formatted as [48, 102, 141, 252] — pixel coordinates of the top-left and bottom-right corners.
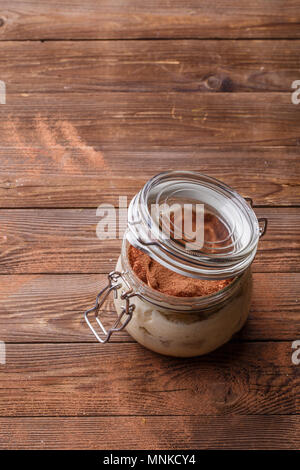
[85, 171, 267, 357]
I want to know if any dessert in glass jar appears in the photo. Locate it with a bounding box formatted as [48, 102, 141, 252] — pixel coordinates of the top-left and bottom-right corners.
[85, 171, 267, 357]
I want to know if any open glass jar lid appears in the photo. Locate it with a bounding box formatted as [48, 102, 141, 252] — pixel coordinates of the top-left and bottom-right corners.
[127, 171, 267, 280]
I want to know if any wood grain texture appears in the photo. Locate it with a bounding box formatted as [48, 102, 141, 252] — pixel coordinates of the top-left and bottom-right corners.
[0, 41, 298, 208]
[1, 93, 300, 149]
[1, 92, 300, 167]
[1, 40, 300, 93]
[0, 416, 300, 450]
[0, 1, 299, 452]
[0, 342, 299, 417]
[0, 1, 300, 39]
[0, 207, 299, 273]
[0, 147, 299, 207]
[0, 415, 299, 449]
[0, 273, 298, 343]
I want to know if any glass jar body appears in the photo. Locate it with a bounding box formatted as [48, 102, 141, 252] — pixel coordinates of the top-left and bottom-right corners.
[113, 248, 252, 357]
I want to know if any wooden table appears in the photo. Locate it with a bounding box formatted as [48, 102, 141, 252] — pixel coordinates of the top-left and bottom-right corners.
[0, 1, 299, 450]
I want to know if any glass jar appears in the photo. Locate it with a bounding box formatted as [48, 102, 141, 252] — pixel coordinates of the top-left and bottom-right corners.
[84, 171, 267, 357]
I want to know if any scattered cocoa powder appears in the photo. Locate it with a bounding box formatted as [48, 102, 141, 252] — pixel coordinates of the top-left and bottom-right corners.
[128, 244, 232, 297]
[4, 118, 38, 164]
[58, 120, 108, 170]
[4, 115, 109, 177]
[35, 115, 68, 168]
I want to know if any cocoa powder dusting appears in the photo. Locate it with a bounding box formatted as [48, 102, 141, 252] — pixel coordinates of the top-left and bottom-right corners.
[35, 115, 68, 167]
[59, 120, 108, 170]
[128, 244, 232, 297]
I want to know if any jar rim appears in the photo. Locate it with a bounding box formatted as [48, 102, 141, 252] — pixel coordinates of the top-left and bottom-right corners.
[127, 171, 260, 280]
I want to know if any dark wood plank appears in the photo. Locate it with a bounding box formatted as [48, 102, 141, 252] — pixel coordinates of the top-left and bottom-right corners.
[0, 208, 298, 273]
[0, 415, 299, 449]
[1, 40, 300, 93]
[1, 93, 299, 150]
[0, 273, 298, 343]
[0, 1, 300, 39]
[0, 148, 299, 207]
[0, 342, 299, 417]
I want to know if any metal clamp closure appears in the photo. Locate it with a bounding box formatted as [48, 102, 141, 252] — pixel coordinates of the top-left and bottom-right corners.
[84, 271, 135, 344]
[258, 217, 268, 238]
[244, 197, 268, 238]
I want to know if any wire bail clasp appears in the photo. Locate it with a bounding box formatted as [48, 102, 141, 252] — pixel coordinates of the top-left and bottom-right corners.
[84, 271, 135, 344]
[244, 197, 268, 238]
